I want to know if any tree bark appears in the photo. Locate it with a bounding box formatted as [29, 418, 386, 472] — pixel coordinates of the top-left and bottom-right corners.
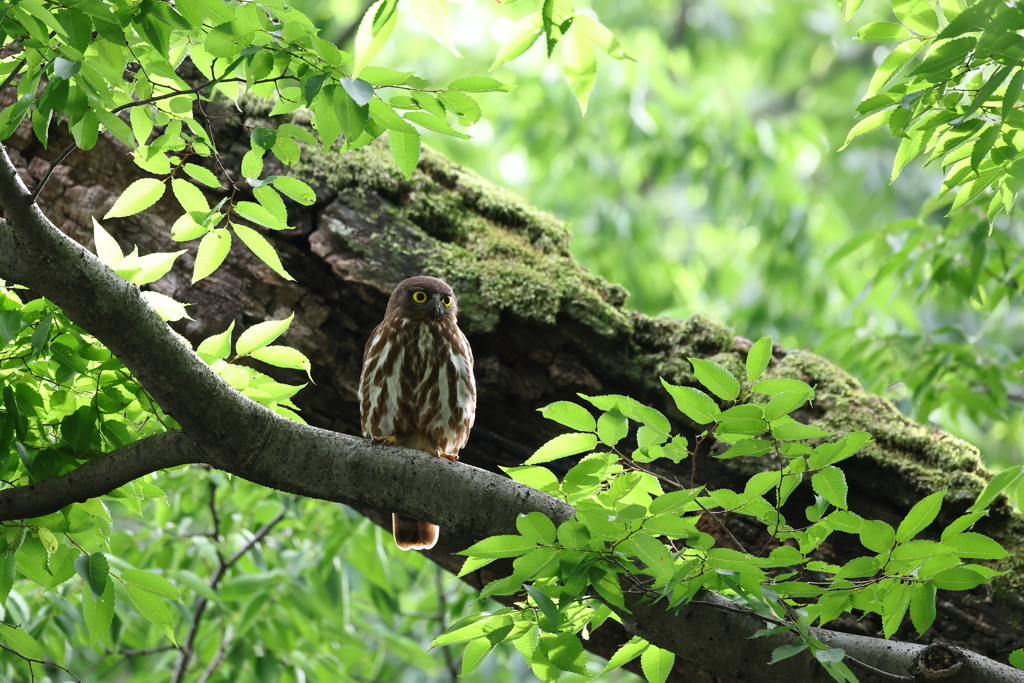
[1, 105, 1022, 682]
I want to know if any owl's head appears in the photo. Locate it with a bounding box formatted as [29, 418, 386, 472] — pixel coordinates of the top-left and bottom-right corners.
[387, 276, 459, 323]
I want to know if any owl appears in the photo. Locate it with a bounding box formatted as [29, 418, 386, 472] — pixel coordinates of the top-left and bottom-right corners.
[357, 276, 477, 550]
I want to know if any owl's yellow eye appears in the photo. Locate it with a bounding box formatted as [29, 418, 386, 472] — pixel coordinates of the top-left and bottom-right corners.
[411, 291, 428, 304]
[441, 295, 452, 307]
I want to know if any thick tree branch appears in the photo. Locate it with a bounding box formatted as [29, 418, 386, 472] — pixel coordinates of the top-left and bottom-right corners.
[0, 431, 203, 519]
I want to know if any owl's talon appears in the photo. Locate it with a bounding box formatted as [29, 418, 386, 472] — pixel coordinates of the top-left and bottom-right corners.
[439, 452, 458, 461]
[372, 435, 398, 446]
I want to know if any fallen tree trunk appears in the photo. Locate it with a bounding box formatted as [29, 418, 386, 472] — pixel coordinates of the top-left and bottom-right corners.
[2, 103, 1022, 681]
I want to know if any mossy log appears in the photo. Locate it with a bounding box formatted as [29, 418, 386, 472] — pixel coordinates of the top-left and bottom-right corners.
[7, 108, 1022, 681]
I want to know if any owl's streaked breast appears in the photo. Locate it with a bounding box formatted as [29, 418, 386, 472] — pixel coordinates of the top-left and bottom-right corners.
[358, 317, 476, 457]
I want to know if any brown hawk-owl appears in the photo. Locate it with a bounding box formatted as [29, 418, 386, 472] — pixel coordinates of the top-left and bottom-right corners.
[358, 276, 476, 550]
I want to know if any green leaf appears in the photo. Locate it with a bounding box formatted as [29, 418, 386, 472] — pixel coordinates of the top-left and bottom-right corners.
[81, 576, 115, 646]
[272, 134, 301, 166]
[241, 149, 264, 179]
[541, 632, 587, 675]
[447, 76, 515, 93]
[1002, 69, 1024, 121]
[631, 533, 674, 581]
[458, 535, 537, 558]
[745, 336, 772, 382]
[910, 581, 936, 634]
[912, 36, 975, 78]
[120, 569, 180, 600]
[841, 108, 894, 151]
[359, 66, 414, 86]
[491, 11, 544, 69]
[205, 21, 254, 58]
[561, 24, 596, 115]
[1009, 648, 1024, 670]
[516, 511, 556, 545]
[896, 490, 945, 543]
[763, 391, 811, 421]
[931, 566, 986, 590]
[335, 86, 369, 141]
[249, 346, 312, 377]
[892, 0, 938, 34]
[438, 91, 482, 125]
[313, 86, 343, 149]
[943, 532, 1008, 559]
[500, 465, 560, 491]
[354, 0, 398, 77]
[539, 401, 596, 432]
[689, 358, 740, 400]
[969, 465, 1022, 512]
[770, 418, 835, 441]
[717, 438, 772, 459]
[388, 129, 421, 180]
[857, 21, 912, 41]
[524, 432, 597, 464]
[600, 636, 648, 673]
[369, 99, 416, 133]
[133, 250, 186, 286]
[172, 180, 210, 218]
[660, 379, 720, 424]
[410, 0, 460, 57]
[597, 409, 628, 446]
[940, 511, 985, 541]
[254, 185, 287, 223]
[769, 642, 808, 664]
[271, 176, 316, 205]
[92, 217, 123, 266]
[461, 637, 499, 675]
[237, 314, 294, 357]
[860, 520, 896, 553]
[233, 225, 294, 281]
[196, 321, 235, 363]
[192, 228, 231, 283]
[640, 644, 675, 683]
[572, 14, 632, 60]
[404, 111, 470, 139]
[183, 163, 222, 188]
[524, 585, 559, 631]
[0, 623, 44, 661]
[126, 584, 176, 643]
[865, 40, 923, 99]
[811, 466, 849, 510]
[649, 487, 702, 515]
[141, 291, 190, 321]
[104, 178, 166, 219]
[75, 551, 109, 598]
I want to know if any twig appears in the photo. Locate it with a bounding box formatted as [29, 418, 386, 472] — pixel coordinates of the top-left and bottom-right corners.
[195, 625, 234, 683]
[29, 142, 77, 203]
[842, 655, 914, 682]
[171, 508, 286, 683]
[0, 59, 26, 93]
[0, 641, 82, 682]
[105, 645, 177, 657]
[208, 480, 221, 543]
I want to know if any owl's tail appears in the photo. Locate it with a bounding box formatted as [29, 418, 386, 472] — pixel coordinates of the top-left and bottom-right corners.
[392, 513, 439, 550]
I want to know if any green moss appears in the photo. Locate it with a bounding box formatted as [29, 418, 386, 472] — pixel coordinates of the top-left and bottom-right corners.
[302, 137, 630, 336]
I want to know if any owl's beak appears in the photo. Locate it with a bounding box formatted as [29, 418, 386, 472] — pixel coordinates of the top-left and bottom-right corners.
[428, 298, 444, 321]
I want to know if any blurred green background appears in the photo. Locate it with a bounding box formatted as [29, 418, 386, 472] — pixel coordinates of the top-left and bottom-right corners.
[306, 0, 1023, 469]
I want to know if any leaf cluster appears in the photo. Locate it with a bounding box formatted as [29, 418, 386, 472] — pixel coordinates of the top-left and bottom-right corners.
[443, 336, 1016, 682]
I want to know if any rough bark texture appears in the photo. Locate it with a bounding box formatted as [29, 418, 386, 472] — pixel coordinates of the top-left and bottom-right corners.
[4, 101, 1024, 682]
